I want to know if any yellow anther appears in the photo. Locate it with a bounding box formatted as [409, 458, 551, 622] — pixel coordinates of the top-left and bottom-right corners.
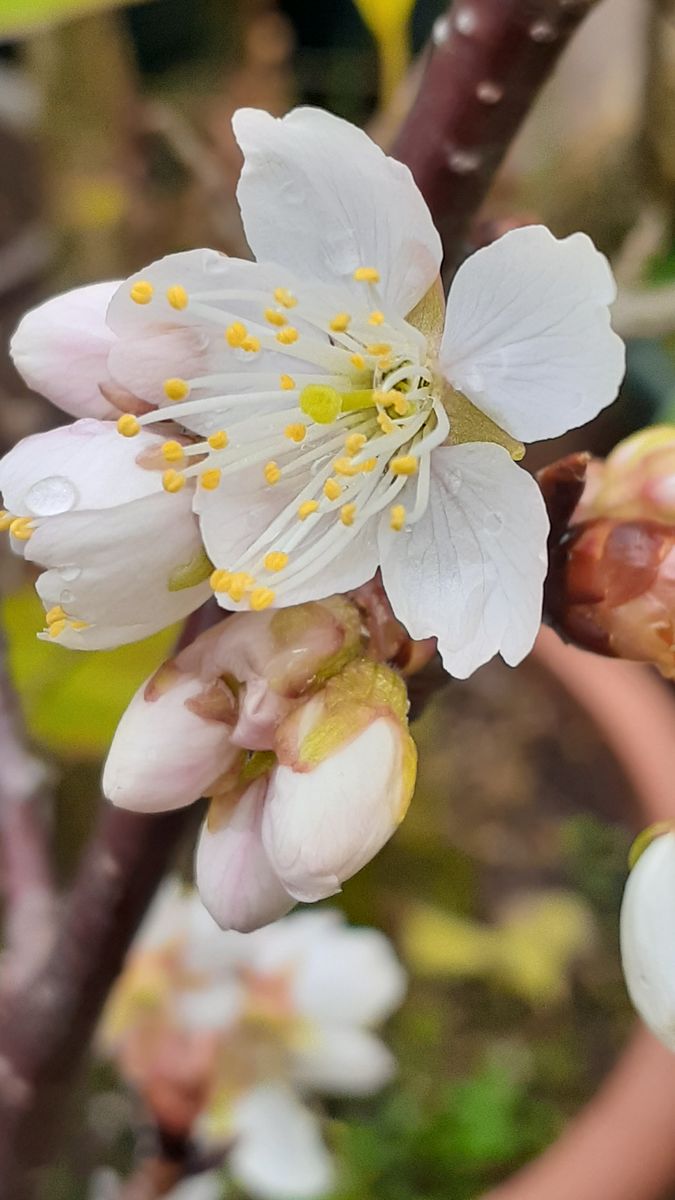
[340, 503, 357, 526]
[334, 456, 359, 477]
[377, 411, 396, 434]
[284, 423, 306, 443]
[9, 517, 34, 541]
[280, 374, 296, 391]
[276, 327, 299, 345]
[368, 310, 385, 326]
[225, 322, 248, 347]
[366, 343, 391, 356]
[162, 469, 186, 493]
[350, 353, 366, 370]
[228, 572, 254, 602]
[117, 413, 140, 437]
[298, 500, 319, 520]
[264, 551, 289, 573]
[241, 335, 261, 353]
[390, 455, 418, 476]
[300, 384, 341, 425]
[210, 569, 232, 593]
[353, 267, 380, 283]
[161, 440, 185, 464]
[208, 430, 228, 450]
[0, 510, 13, 531]
[392, 394, 410, 416]
[323, 478, 342, 501]
[265, 307, 287, 327]
[264, 462, 281, 485]
[130, 280, 153, 304]
[390, 504, 406, 531]
[345, 432, 367, 456]
[48, 619, 66, 638]
[274, 287, 297, 309]
[200, 469, 221, 490]
[362, 457, 377, 472]
[163, 377, 189, 402]
[167, 285, 188, 310]
[329, 313, 351, 333]
[250, 587, 276, 611]
[70, 620, 89, 631]
[45, 605, 66, 625]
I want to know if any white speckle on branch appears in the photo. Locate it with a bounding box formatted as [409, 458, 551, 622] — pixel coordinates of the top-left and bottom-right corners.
[447, 147, 482, 173]
[454, 6, 478, 37]
[432, 14, 451, 46]
[476, 80, 504, 104]
[529, 20, 559, 43]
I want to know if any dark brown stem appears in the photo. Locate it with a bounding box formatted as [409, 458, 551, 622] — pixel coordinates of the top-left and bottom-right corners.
[0, 604, 220, 1200]
[392, 0, 599, 275]
[0, 629, 55, 989]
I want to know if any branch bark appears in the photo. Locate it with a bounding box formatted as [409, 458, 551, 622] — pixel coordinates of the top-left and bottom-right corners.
[392, 0, 599, 275]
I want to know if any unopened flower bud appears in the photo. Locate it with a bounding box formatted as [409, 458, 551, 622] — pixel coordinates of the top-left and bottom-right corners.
[621, 826, 675, 1050]
[579, 426, 675, 524]
[262, 658, 417, 902]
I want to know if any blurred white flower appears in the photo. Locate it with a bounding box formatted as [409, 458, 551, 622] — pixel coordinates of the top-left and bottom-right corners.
[100, 881, 406, 1200]
[88, 1166, 225, 1200]
[620, 826, 675, 1050]
[1, 107, 624, 676]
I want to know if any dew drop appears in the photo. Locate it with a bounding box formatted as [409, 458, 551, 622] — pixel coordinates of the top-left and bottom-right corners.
[529, 19, 558, 42]
[454, 5, 477, 35]
[25, 476, 78, 517]
[484, 512, 503, 535]
[447, 148, 481, 174]
[59, 565, 81, 582]
[446, 470, 462, 497]
[310, 454, 332, 476]
[476, 80, 503, 104]
[60, 589, 75, 605]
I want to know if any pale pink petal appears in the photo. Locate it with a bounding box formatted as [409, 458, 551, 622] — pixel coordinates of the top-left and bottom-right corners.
[103, 670, 238, 813]
[11, 282, 120, 418]
[196, 780, 294, 933]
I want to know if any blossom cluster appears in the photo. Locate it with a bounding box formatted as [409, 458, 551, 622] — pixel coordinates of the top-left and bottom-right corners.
[99, 881, 406, 1200]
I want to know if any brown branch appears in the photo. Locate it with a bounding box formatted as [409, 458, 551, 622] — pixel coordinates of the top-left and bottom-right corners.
[0, 627, 55, 989]
[392, 0, 599, 275]
[0, 604, 220, 1200]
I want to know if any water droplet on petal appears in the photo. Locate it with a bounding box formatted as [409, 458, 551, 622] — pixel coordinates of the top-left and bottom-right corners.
[60, 589, 75, 605]
[446, 470, 462, 496]
[310, 454, 332, 476]
[25, 476, 78, 517]
[484, 512, 503, 535]
[59, 565, 81, 582]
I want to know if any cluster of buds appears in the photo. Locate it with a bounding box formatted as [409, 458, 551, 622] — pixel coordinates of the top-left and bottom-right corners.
[544, 427, 675, 677]
[104, 595, 417, 932]
[99, 881, 406, 1199]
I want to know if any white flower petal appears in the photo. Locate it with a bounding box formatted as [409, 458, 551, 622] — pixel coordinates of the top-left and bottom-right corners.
[28, 489, 209, 649]
[293, 926, 406, 1027]
[11, 282, 120, 419]
[195, 780, 295, 933]
[103, 672, 238, 813]
[262, 716, 407, 902]
[175, 980, 244, 1033]
[292, 1025, 397, 1097]
[229, 1084, 335, 1200]
[233, 106, 441, 314]
[379, 444, 549, 678]
[440, 226, 625, 442]
[620, 831, 675, 1051]
[196, 465, 379, 611]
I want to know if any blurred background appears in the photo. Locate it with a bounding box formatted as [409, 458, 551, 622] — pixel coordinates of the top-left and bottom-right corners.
[0, 1, 674, 1197]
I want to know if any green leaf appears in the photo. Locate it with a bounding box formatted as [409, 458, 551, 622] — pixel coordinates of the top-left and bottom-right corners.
[0, 0, 144, 38]
[2, 585, 177, 759]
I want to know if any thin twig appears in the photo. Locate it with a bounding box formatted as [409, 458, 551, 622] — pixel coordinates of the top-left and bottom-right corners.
[392, 0, 599, 276]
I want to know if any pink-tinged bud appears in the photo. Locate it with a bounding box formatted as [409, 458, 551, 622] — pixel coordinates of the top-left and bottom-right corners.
[262, 659, 417, 902]
[547, 516, 675, 675]
[103, 663, 239, 812]
[196, 779, 294, 933]
[10, 282, 121, 420]
[578, 426, 675, 524]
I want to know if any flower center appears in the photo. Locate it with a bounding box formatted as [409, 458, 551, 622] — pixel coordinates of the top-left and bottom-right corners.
[116, 267, 450, 610]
